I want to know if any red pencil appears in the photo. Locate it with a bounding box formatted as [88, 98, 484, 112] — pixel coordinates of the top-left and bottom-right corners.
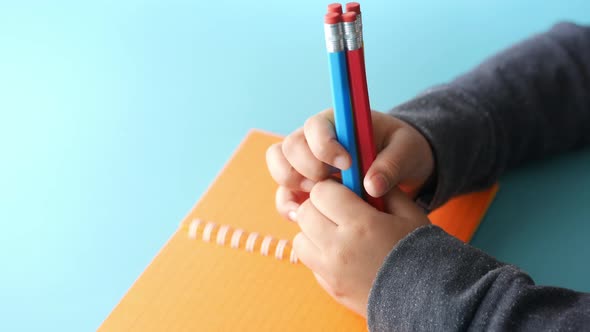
[345, 2, 363, 48]
[342, 9, 384, 211]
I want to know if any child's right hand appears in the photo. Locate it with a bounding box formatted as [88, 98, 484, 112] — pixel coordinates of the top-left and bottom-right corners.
[266, 109, 434, 220]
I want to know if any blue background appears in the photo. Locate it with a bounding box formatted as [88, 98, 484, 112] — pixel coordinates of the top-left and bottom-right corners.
[1, 1, 589, 331]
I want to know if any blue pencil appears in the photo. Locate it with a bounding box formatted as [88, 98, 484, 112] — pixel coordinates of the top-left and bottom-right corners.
[324, 12, 362, 197]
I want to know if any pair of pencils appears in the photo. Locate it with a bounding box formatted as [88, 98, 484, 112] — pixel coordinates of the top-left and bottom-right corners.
[324, 2, 384, 211]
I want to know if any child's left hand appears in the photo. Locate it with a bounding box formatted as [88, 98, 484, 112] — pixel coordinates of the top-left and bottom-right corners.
[292, 179, 430, 318]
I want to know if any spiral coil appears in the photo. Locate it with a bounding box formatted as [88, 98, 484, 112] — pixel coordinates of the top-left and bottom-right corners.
[186, 219, 298, 264]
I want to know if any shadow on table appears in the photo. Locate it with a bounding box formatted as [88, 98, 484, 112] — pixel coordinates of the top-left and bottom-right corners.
[471, 146, 590, 292]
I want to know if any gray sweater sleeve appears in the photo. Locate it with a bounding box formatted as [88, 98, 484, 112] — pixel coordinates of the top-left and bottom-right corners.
[367, 23, 590, 331]
[368, 226, 590, 331]
[390, 22, 590, 210]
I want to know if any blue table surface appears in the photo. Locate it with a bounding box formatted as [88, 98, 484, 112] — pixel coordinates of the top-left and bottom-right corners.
[1, 1, 589, 331]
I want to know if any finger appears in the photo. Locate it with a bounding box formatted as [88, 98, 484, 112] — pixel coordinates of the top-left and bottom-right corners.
[363, 127, 418, 198]
[282, 128, 331, 184]
[275, 186, 309, 222]
[382, 187, 426, 219]
[292, 232, 325, 274]
[304, 110, 351, 170]
[296, 199, 337, 248]
[309, 179, 375, 226]
[266, 142, 310, 191]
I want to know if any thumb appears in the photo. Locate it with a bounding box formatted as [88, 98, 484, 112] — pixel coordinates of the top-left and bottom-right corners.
[363, 130, 413, 198]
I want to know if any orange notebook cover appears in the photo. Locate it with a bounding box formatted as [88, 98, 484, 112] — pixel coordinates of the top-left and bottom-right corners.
[99, 130, 499, 331]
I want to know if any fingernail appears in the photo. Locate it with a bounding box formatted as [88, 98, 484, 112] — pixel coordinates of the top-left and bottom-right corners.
[368, 173, 389, 196]
[301, 179, 315, 192]
[334, 155, 349, 170]
[288, 210, 297, 222]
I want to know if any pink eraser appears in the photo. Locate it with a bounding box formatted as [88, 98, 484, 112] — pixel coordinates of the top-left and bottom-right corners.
[327, 3, 343, 14]
[324, 12, 342, 24]
[342, 12, 357, 23]
[346, 2, 361, 14]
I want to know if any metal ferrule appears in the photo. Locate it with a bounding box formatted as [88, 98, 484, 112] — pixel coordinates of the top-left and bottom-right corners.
[356, 13, 363, 31]
[324, 23, 345, 53]
[356, 14, 363, 44]
[343, 21, 361, 51]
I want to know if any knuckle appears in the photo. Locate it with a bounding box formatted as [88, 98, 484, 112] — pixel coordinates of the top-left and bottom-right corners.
[275, 166, 294, 186]
[281, 135, 295, 157]
[350, 224, 369, 239]
[327, 244, 353, 267]
[304, 117, 335, 163]
[380, 158, 402, 180]
[267, 146, 301, 188]
[281, 130, 304, 157]
[335, 247, 352, 266]
[303, 116, 317, 133]
[265, 143, 281, 167]
[266, 143, 279, 159]
[266, 146, 289, 184]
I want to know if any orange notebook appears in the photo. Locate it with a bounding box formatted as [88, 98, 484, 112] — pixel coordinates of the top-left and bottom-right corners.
[99, 130, 498, 331]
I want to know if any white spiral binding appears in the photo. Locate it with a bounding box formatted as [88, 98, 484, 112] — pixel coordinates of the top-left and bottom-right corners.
[186, 219, 297, 264]
[203, 222, 216, 242]
[275, 239, 288, 260]
[188, 219, 201, 239]
[231, 229, 244, 249]
[260, 236, 273, 256]
[216, 225, 230, 245]
[245, 232, 259, 252]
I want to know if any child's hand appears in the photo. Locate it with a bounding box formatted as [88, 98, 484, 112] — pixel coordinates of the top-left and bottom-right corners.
[292, 179, 430, 318]
[266, 109, 434, 220]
